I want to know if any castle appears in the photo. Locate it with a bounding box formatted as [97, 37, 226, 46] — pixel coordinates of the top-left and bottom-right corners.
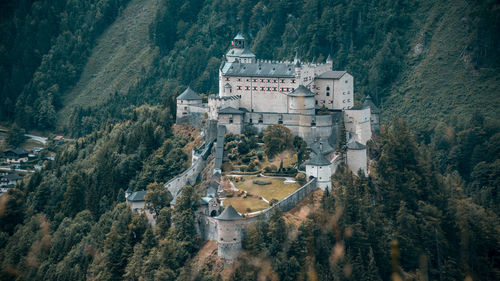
[176, 33, 379, 178]
[164, 33, 383, 260]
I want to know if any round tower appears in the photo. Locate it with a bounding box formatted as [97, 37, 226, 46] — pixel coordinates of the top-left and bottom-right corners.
[346, 140, 367, 176]
[215, 205, 243, 260]
[305, 147, 332, 191]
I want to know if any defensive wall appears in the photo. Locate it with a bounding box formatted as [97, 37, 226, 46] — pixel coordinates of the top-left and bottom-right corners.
[165, 140, 213, 199]
[197, 178, 319, 257]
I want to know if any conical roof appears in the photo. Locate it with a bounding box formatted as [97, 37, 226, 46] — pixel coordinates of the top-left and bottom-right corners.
[326, 54, 333, 63]
[177, 87, 202, 100]
[216, 205, 242, 220]
[234, 32, 245, 40]
[347, 139, 366, 150]
[305, 152, 331, 166]
[362, 95, 380, 113]
[288, 85, 315, 97]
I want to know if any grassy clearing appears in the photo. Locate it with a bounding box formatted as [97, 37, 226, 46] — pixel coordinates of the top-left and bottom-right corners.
[232, 175, 300, 201]
[223, 196, 269, 214]
[258, 150, 297, 169]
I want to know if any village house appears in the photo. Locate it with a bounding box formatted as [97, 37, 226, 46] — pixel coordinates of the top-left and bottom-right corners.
[3, 148, 29, 164]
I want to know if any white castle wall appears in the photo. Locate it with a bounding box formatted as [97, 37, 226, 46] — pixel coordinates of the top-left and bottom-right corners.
[333, 73, 354, 109]
[208, 95, 241, 120]
[176, 99, 204, 120]
[306, 164, 332, 191]
[347, 148, 368, 176]
[344, 107, 372, 145]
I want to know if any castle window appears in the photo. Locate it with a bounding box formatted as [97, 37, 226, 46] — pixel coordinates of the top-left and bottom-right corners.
[326, 86, 330, 91]
[292, 79, 295, 83]
[261, 79, 264, 82]
[253, 79, 257, 82]
[246, 79, 249, 82]
[311, 121, 316, 126]
[249, 118, 253, 124]
[326, 92, 330, 96]
[245, 86, 250, 90]
[278, 120, 283, 124]
[226, 77, 230, 81]
[237, 86, 241, 90]
[273, 80, 277, 83]
[267, 87, 270, 91]
[261, 87, 265, 91]
[253, 86, 257, 90]
[267, 79, 270, 82]
[273, 87, 277, 91]
[345, 80, 348, 83]
[229, 117, 233, 124]
[281, 79, 285, 83]
[343, 92, 346, 95]
[315, 100, 318, 105]
[238, 78, 241, 81]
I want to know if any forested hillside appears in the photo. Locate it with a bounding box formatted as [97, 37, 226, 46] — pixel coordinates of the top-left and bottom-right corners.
[0, 0, 498, 280]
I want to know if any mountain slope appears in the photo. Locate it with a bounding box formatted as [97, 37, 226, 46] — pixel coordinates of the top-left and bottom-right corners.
[57, 0, 159, 127]
[384, 0, 500, 131]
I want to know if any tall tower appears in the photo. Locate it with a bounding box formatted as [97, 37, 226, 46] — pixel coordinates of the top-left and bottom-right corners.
[225, 33, 255, 63]
[215, 205, 244, 260]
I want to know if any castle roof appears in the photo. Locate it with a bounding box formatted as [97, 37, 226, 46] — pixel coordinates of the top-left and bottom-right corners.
[240, 47, 256, 58]
[326, 54, 333, 63]
[305, 152, 331, 166]
[347, 140, 366, 150]
[127, 190, 147, 202]
[234, 32, 245, 40]
[362, 95, 380, 113]
[4, 148, 29, 156]
[177, 87, 202, 100]
[221, 61, 295, 78]
[288, 85, 316, 97]
[216, 205, 242, 220]
[316, 70, 346, 80]
[218, 107, 244, 115]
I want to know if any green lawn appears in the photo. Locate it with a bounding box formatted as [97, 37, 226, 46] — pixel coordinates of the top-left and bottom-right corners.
[223, 196, 269, 214]
[233, 175, 300, 202]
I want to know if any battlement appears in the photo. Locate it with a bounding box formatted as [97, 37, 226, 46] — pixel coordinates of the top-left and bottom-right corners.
[208, 94, 241, 101]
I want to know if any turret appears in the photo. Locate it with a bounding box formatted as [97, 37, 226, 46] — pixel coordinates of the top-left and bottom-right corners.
[346, 139, 367, 176]
[226, 33, 255, 63]
[362, 95, 380, 134]
[215, 205, 243, 260]
[176, 87, 202, 121]
[305, 144, 332, 191]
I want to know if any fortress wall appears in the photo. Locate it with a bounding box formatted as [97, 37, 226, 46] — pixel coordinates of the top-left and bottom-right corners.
[165, 141, 212, 199]
[199, 215, 219, 241]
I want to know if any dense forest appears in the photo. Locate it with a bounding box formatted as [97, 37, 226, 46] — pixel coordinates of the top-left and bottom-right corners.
[0, 0, 499, 280]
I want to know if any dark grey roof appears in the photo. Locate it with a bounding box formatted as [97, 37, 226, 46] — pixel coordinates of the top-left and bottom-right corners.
[305, 152, 331, 166]
[224, 83, 232, 88]
[347, 140, 366, 150]
[216, 205, 242, 220]
[218, 107, 244, 115]
[127, 190, 147, 202]
[4, 148, 29, 155]
[177, 87, 202, 100]
[288, 85, 315, 97]
[362, 95, 380, 113]
[2, 174, 21, 181]
[316, 71, 346, 79]
[240, 47, 256, 58]
[222, 61, 295, 78]
[234, 33, 245, 40]
[309, 141, 334, 155]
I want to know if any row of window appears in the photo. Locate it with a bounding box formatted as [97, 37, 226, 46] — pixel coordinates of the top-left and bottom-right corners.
[226, 77, 296, 84]
[235, 86, 295, 92]
[314, 99, 351, 105]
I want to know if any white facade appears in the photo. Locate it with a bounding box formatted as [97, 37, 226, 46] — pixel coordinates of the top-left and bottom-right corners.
[344, 107, 372, 145]
[306, 163, 332, 191]
[346, 141, 368, 176]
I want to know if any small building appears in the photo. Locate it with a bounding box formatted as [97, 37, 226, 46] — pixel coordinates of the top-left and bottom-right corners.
[215, 205, 244, 260]
[305, 148, 332, 191]
[53, 136, 65, 145]
[217, 107, 245, 134]
[200, 196, 221, 217]
[0, 173, 22, 187]
[176, 87, 205, 124]
[346, 139, 368, 176]
[125, 189, 155, 223]
[4, 148, 29, 164]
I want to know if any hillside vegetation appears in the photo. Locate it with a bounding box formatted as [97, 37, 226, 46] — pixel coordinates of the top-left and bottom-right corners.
[0, 0, 498, 280]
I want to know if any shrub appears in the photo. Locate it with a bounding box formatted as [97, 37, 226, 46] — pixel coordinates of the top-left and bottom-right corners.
[296, 172, 306, 184]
